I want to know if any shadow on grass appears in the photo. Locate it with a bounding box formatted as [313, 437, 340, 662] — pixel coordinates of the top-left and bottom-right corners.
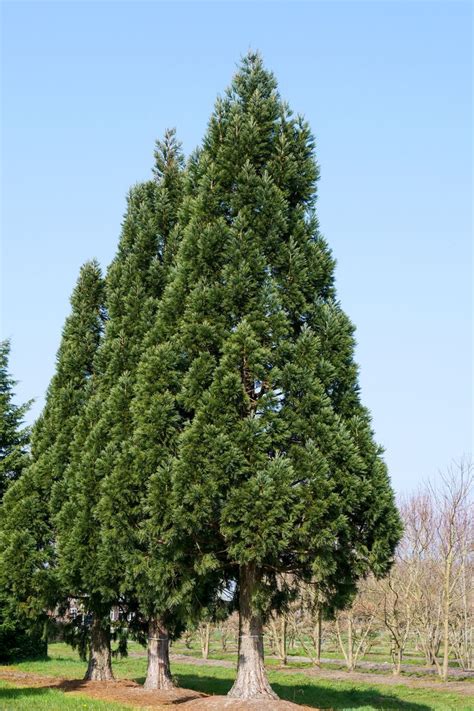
[0, 686, 51, 699]
[173, 672, 434, 710]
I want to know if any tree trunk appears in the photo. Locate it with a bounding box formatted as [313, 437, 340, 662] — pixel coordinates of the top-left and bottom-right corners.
[84, 616, 114, 681]
[200, 622, 211, 660]
[347, 615, 354, 671]
[144, 617, 174, 690]
[441, 554, 452, 681]
[315, 606, 322, 667]
[281, 616, 287, 666]
[392, 646, 402, 676]
[228, 565, 278, 700]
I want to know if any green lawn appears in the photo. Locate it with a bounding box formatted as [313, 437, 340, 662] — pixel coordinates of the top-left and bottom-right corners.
[169, 636, 461, 670]
[0, 680, 134, 711]
[1, 643, 472, 711]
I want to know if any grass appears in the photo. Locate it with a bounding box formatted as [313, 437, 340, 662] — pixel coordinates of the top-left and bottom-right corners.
[170, 664, 473, 710]
[1, 643, 472, 711]
[169, 638, 461, 669]
[0, 680, 136, 711]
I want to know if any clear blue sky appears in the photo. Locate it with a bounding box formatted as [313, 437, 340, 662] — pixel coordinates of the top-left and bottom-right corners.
[1, 1, 472, 493]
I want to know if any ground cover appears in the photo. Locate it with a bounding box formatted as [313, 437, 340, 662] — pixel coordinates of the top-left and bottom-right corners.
[0, 643, 472, 710]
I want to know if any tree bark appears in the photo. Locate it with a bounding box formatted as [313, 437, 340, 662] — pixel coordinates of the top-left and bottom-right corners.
[441, 553, 452, 681]
[144, 617, 174, 690]
[281, 616, 287, 666]
[228, 565, 278, 700]
[316, 606, 322, 667]
[200, 622, 211, 660]
[392, 646, 402, 676]
[84, 616, 114, 681]
[347, 614, 354, 671]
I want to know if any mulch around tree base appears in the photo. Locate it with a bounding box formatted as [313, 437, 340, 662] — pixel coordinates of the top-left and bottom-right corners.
[0, 669, 321, 710]
[183, 697, 318, 710]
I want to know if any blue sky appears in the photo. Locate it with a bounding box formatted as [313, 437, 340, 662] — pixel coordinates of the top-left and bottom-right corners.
[1, 1, 472, 493]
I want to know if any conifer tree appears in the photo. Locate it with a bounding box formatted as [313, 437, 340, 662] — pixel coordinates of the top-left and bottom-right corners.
[0, 340, 41, 661]
[0, 340, 31, 500]
[127, 144, 232, 689]
[0, 262, 104, 658]
[55, 131, 185, 682]
[137, 53, 402, 700]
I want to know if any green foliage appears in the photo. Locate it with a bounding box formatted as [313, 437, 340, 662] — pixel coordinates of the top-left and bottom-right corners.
[0, 628, 47, 664]
[137, 52, 402, 619]
[56, 131, 185, 622]
[1, 54, 402, 676]
[0, 262, 105, 643]
[0, 340, 31, 500]
[0, 340, 46, 662]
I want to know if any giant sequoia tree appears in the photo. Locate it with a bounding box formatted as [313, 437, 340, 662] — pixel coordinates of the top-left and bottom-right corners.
[128, 144, 233, 689]
[0, 263, 104, 658]
[56, 131, 185, 682]
[137, 53, 402, 700]
[96, 131, 186, 689]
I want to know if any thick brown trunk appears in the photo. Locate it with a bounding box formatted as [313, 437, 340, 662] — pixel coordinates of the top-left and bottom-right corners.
[84, 616, 114, 681]
[228, 565, 278, 700]
[144, 618, 174, 690]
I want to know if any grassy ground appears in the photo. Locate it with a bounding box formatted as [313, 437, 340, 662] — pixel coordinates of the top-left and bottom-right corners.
[170, 637, 460, 669]
[0, 680, 134, 711]
[171, 665, 472, 710]
[1, 643, 472, 711]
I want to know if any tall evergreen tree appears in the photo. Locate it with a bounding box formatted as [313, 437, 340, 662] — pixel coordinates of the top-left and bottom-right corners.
[55, 131, 185, 682]
[136, 53, 402, 700]
[98, 147, 227, 690]
[0, 262, 104, 658]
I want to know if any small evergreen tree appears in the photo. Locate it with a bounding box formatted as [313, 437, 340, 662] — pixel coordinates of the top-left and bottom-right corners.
[0, 340, 31, 499]
[137, 53, 402, 700]
[0, 264, 105, 660]
[0, 340, 43, 661]
[56, 131, 185, 683]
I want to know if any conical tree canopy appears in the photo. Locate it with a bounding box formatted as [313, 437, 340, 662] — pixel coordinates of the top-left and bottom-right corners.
[55, 131, 185, 626]
[0, 260, 104, 619]
[134, 53, 402, 699]
[0, 339, 31, 500]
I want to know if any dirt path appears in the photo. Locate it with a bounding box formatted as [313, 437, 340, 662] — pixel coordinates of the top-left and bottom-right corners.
[286, 655, 474, 679]
[0, 669, 318, 711]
